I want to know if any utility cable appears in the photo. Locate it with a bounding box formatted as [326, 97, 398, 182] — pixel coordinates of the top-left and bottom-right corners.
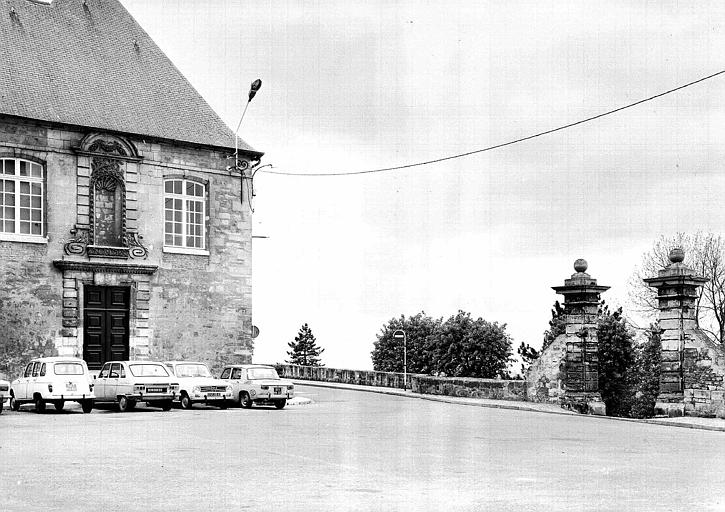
[260, 68, 725, 177]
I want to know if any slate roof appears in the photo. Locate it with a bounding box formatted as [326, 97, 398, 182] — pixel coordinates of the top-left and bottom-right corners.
[0, 0, 258, 153]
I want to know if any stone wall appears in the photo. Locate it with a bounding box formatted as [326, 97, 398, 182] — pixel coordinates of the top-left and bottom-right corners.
[525, 334, 566, 403]
[0, 115, 254, 377]
[276, 364, 528, 400]
[0, 117, 74, 378]
[682, 331, 725, 418]
[278, 364, 409, 389]
[412, 375, 526, 401]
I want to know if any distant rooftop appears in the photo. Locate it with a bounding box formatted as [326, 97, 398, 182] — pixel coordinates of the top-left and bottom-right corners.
[0, 0, 259, 153]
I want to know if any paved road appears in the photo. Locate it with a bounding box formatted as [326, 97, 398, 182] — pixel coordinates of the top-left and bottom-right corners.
[1, 385, 724, 511]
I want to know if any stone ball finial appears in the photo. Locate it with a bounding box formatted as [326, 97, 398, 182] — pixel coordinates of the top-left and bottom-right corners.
[574, 258, 588, 273]
[669, 247, 685, 264]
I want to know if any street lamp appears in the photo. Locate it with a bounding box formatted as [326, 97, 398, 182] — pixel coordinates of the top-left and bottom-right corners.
[233, 78, 262, 169]
[227, 79, 264, 209]
[393, 329, 407, 390]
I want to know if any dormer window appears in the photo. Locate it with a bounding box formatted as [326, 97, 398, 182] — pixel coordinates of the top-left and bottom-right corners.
[0, 158, 45, 242]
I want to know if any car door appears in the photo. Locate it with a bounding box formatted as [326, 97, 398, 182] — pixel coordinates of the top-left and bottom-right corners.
[27, 362, 41, 399]
[95, 363, 111, 400]
[107, 363, 122, 400]
[16, 363, 33, 400]
[230, 367, 247, 396]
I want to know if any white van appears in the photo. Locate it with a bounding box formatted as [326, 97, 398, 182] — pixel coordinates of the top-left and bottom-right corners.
[10, 357, 95, 413]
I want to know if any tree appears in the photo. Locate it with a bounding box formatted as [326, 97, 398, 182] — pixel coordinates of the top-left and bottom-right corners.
[371, 310, 513, 378]
[597, 303, 635, 417]
[432, 311, 513, 379]
[542, 301, 566, 352]
[627, 324, 661, 419]
[286, 323, 324, 366]
[629, 232, 725, 344]
[517, 342, 539, 376]
[371, 312, 441, 373]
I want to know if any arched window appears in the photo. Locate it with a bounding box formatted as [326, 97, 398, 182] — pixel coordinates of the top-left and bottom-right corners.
[0, 158, 45, 240]
[164, 178, 207, 251]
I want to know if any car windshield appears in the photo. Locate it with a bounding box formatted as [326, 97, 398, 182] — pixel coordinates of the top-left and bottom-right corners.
[129, 364, 169, 377]
[247, 368, 279, 380]
[53, 363, 84, 375]
[174, 364, 211, 378]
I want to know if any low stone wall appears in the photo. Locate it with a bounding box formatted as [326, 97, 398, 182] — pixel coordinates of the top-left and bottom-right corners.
[411, 375, 527, 401]
[277, 364, 409, 389]
[276, 364, 528, 401]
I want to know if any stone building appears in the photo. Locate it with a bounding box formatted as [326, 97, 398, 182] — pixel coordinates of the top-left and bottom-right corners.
[0, 0, 261, 375]
[526, 259, 607, 415]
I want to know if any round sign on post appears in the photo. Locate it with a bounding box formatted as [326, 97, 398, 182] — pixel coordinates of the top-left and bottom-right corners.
[251, 325, 260, 339]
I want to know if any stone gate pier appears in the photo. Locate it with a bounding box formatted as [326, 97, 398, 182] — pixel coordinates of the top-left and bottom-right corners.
[644, 248, 725, 418]
[527, 259, 607, 415]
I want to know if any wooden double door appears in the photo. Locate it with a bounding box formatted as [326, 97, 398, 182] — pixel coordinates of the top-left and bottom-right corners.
[83, 286, 130, 370]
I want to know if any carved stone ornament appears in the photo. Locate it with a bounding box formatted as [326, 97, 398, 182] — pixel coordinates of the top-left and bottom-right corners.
[87, 139, 128, 157]
[126, 232, 149, 260]
[90, 157, 125, 192]
[63, 227, 90, 256]
[86, 245, 130, 259]
[63, 226, 149, 260]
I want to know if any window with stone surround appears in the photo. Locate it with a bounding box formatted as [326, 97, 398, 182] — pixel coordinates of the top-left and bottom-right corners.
[0, 158, 45, 242]
[164, 178, 207, 252]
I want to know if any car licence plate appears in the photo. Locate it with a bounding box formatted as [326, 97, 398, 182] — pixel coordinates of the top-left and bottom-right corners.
[274, 387, 282, 395]
[147, 388, 164, 393]
[207, 392, 221, 397]
[66, 383, 77, 392]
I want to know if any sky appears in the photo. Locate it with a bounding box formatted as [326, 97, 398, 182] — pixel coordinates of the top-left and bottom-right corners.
[121, 0, 725, 370]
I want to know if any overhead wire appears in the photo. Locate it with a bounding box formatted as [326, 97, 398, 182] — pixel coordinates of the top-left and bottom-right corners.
[258, 68, 725, 177]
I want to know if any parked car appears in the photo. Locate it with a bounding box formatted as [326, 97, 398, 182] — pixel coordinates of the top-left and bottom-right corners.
[164, 361, 232, 409]
[0, 375, 9, 414]
[93, 361, 179, 412]
[220, 364, 294, 409]
[9, 357, 95, 413]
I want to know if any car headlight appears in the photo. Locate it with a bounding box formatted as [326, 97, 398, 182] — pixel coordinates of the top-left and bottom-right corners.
[193, 386, 201, 393]
[287, 385, 294, 390]
[260, 385, 269, 390]
[134, 384, 145, 393]
[226, 386, 232, 393]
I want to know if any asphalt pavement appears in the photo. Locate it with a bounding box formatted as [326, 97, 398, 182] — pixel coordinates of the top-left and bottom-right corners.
[1, 385, 724, 511]
[292, 379, 725, 432]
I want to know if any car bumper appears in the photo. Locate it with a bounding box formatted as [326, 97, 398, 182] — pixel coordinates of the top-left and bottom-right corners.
[44, 393, 95, 401]
[253, 393, 294, 400]
[190, 393, 232, 402]
[127, 392, 176, 400]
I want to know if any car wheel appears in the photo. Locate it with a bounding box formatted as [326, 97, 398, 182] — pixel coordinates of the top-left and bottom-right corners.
[81, 399, 94, 414]
[35, 396, 46, 413]
[161, 400, 173, 412]
[54, 400, 65, 411]
[0, 399, 3, 414]
[274, 399, 287, 410]
[240, 392, 252, 409]
[10, 395, 20, 412]
[180, 393, 192, 410]
[118, 396, 130, 412]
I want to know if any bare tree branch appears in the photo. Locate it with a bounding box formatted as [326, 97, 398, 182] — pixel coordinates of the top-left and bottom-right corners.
[629, 232, 725, 344]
